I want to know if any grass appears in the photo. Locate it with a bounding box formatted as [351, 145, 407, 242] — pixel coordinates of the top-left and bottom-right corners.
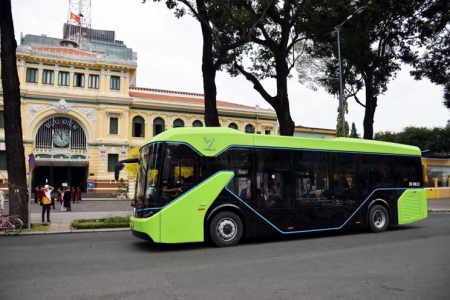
[22, 223, 51, 232]
[72, 216, 131, 229]
[9, 216, 130, 233]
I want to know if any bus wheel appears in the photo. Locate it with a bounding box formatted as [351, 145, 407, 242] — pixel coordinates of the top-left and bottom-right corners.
[368, 204, 389, 233]
[210, 211, 243, 247]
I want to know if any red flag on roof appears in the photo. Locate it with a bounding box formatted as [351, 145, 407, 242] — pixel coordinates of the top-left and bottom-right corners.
[70, 12, 80, 23]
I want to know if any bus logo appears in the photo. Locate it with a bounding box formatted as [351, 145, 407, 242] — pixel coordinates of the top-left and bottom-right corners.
[204, 137, 215, 149]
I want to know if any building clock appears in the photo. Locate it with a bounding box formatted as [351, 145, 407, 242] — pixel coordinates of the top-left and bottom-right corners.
[52, 128, 70, 147]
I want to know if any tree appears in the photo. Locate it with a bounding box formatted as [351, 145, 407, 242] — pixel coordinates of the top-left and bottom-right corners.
[396, 127, 432, 151]
[125, 146, 140, 176]
[296, 48, 357, 137]
[303, 0, 425, 139]
[349, 122, 359, 138]
[144, 0, 263, 127]
[144, 0, 219, 126]
[410, 0, 450, 108]
[374, 126, 450, 153]
[0, 0, 29, 224]
[228, 0, 310, 136]
[374, 130, 398, 143]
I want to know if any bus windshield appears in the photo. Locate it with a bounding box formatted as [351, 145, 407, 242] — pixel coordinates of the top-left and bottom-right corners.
[134, 142, 198, 208]
[135, 143, 164, 204]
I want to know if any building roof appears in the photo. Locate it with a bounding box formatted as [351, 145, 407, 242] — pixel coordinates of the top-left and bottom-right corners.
[31, 46, 97, 57]
[295, 124, 335, 133]
[129, 86, 272, 111]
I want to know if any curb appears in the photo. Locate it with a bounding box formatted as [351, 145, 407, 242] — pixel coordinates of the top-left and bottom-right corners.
[428, 209, 450, 213]
[15, 227, 130, 236]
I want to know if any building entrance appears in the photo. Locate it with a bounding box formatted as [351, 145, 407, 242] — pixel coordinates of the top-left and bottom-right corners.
[33, 166, 87, 192]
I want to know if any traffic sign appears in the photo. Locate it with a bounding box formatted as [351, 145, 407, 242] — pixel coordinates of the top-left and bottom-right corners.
[29, 153, 36, 171]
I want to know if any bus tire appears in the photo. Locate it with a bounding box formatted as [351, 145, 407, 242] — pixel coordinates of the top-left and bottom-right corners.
[368, 204, 389, 233]
[209, 211, 243, 247]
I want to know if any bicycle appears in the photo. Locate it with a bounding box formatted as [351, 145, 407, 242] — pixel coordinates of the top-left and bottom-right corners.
[0, 214, 23, 236]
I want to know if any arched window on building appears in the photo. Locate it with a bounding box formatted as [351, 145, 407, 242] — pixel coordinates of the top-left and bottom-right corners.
[228, 123, 238, 130]
[132, 116, 145, 138]
[153, 117, 165, 136]
[245, 124, 255, 133]
[192, 120, 203, 127]
[173, 118, 185, 128]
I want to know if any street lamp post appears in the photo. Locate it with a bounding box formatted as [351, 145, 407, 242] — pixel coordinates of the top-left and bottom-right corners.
[335, 6, 366, 137]
[335, 26, 345, 137]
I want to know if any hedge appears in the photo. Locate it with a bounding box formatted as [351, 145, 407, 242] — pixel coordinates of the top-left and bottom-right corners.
[72, 216, 131, 229]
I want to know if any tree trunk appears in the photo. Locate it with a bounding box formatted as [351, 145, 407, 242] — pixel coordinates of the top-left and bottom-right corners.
[275, 54, 295, 136]
[363, 72, 377, 140]
[0, 0, 29, 224]
[274, 82, 295, 136]
[197, 0, 220, 127]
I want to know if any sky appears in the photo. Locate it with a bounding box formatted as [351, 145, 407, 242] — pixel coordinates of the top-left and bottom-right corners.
[10, 0, 450, 134]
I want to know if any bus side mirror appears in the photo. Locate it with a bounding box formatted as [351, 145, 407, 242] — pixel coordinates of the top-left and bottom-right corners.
[114, 158, 139, 180]
[114, 163, 125, 181]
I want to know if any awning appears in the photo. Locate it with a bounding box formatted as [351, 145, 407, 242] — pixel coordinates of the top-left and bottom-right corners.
[35, 158, 89, 167]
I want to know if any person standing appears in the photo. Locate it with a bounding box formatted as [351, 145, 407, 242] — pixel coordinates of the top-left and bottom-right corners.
[34, 185, 40, 204]
[63, 187, 72, 212]
[0, 189, 5, 213]
[51, 190, 56, 209]
[56, 188, 62, 203]
[71, 187, 76, 204]
[40, 185, 54, 223]
[76, 186, 82, 203]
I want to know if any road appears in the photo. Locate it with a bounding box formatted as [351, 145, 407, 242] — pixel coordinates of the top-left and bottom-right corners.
[1, 213, 449, 300]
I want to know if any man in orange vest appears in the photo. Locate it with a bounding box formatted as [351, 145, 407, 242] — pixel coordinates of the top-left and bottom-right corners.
[40, 185, 54, 223]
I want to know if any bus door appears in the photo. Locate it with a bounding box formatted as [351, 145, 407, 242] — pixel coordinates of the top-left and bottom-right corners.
[293, 150, 358, 232]
[254, 149, 295, 236]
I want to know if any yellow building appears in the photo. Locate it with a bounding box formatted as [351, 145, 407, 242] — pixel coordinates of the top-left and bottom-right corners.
[421, 152, 450, 199]
[0, 44, 277, 194]
[294, 125, 336, 139]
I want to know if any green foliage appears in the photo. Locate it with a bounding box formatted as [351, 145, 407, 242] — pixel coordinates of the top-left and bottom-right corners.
[301, 0, 428, 139]
[125, 146, 139, 176]
[374, 126, 450, 152]
[117, 178, 127, 194]
[374, 131, 399, 143]
[410, 0, 450, 108]
[72, 216, 131, 229]
[22, 223, 50, 232]
[397, 127, 431, 150]
[349, 122, 360, 138]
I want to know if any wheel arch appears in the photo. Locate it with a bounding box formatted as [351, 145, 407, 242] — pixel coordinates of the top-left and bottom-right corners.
[205, 204, 246, 241]
[368, 198, 391, 220]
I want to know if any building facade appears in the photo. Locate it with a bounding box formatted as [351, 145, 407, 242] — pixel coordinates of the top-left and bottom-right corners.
[0, 43, 277, 194]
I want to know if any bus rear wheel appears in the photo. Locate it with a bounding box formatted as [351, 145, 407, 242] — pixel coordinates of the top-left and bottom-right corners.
[368, 204, 389, 233]
[209, 211, 243, 247]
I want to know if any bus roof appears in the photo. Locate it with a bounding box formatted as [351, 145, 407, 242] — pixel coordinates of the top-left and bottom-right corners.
[149, 127, 421, 157]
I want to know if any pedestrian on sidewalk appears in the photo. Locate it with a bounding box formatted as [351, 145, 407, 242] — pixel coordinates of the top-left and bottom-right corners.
[0, 189, 5, 213]
[34, 185, 40, 204]
[63, 187, 72, 211]
[71, 187, 76, 204]
[51, 192, 56, 210]
[56, 187, 62, 203]
[40, 185, 54, 223]
[76, 186, 82, 203]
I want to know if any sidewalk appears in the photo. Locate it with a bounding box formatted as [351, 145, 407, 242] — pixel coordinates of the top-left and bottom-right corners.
[3, 198, 133, 235]
[426, 198, 450, 212]
[2, 198, 450, 235]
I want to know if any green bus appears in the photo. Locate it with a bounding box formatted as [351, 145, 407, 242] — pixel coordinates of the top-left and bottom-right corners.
[115, 127, 427, 247]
